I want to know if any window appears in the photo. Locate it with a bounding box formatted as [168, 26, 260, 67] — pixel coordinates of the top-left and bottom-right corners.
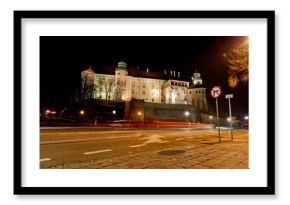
[142, 91, 145, 95]
[171, 81, 174, 86]
[142, 84, 146, 88]
[152, 99, 154, 102]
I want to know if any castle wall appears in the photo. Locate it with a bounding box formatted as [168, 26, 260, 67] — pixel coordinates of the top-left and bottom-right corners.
[128, 100, 200, 122]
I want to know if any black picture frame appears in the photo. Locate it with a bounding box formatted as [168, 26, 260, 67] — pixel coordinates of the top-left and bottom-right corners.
[14, 10, 275, 195]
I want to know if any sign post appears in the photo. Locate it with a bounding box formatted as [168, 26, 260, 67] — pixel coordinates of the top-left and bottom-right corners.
[225, 94, 234, 140]
[210, 86, 222, 143]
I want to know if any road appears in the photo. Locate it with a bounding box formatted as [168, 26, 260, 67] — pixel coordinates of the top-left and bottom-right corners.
[40, 127, 248, 169]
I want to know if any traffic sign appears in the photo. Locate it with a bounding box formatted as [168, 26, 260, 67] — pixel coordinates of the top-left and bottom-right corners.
[225, 94, 233, 99]
[211, 86, 222, 98]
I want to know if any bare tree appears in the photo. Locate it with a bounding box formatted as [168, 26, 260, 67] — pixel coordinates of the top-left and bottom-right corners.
[105, 78, 114, 101]
[81, 75, 95, 101]
[95, 77, 104, 99]
[223, 39, 249, 88]
[114, 79, 122, 101]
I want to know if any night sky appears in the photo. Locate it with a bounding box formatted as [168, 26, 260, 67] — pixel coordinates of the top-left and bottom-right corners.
[40, 36, 248, 118]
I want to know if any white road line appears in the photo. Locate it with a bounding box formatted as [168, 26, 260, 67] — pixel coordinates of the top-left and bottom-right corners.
[175, 138, 184, 140]
[129, 144, 144, 148]
[40, 158, 51, 162]
[83, 149, 112, 155]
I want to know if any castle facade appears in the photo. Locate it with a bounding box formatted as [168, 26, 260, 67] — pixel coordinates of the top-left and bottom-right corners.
[81, 61, 208, 111]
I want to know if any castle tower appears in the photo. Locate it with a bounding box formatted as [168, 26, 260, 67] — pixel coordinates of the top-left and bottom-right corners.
[115, 61, 130, 101]
[191, 70, 203, 85]
[189, 70, 208, 111]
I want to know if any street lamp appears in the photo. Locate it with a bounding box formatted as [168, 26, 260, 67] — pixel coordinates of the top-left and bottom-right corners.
[137, 111, 141, 121]
[112, 110, 116, 121]
[227, 117, 231, 125]
[184, 111, 190, 128]
[80, 110, 85, 116]
[244, 116, 249, 120]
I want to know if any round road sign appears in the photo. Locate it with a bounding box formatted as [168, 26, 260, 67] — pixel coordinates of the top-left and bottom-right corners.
[210, 86, 222, 98]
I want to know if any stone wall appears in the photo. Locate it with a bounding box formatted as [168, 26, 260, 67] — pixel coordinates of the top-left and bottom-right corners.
[127, 100, 200, 122]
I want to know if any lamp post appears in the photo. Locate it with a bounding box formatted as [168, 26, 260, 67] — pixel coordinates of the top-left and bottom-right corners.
[185, 111, 190, 128]
[112, 110, 116, 122]
[209, 115, 213, 122]
[244, 115, 249, 129]
[227, 117, 231, 127]
[137, 111, 141, 121]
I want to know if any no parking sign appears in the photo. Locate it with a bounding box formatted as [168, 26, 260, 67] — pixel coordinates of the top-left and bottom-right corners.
[210, 86, 222, 98]
[211, 86, 222, 142]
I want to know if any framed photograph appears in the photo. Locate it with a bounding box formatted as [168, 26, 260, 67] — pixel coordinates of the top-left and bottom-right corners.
[14, 11, 275, 195]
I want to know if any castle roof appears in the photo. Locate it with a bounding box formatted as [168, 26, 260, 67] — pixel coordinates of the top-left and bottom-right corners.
[90, 65, 187, 81]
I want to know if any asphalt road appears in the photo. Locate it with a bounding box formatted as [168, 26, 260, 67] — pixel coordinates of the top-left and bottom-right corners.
[40, 127, 248, 169]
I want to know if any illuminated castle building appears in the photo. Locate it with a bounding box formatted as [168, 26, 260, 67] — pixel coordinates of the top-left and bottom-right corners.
[81, 61, 208, 111]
